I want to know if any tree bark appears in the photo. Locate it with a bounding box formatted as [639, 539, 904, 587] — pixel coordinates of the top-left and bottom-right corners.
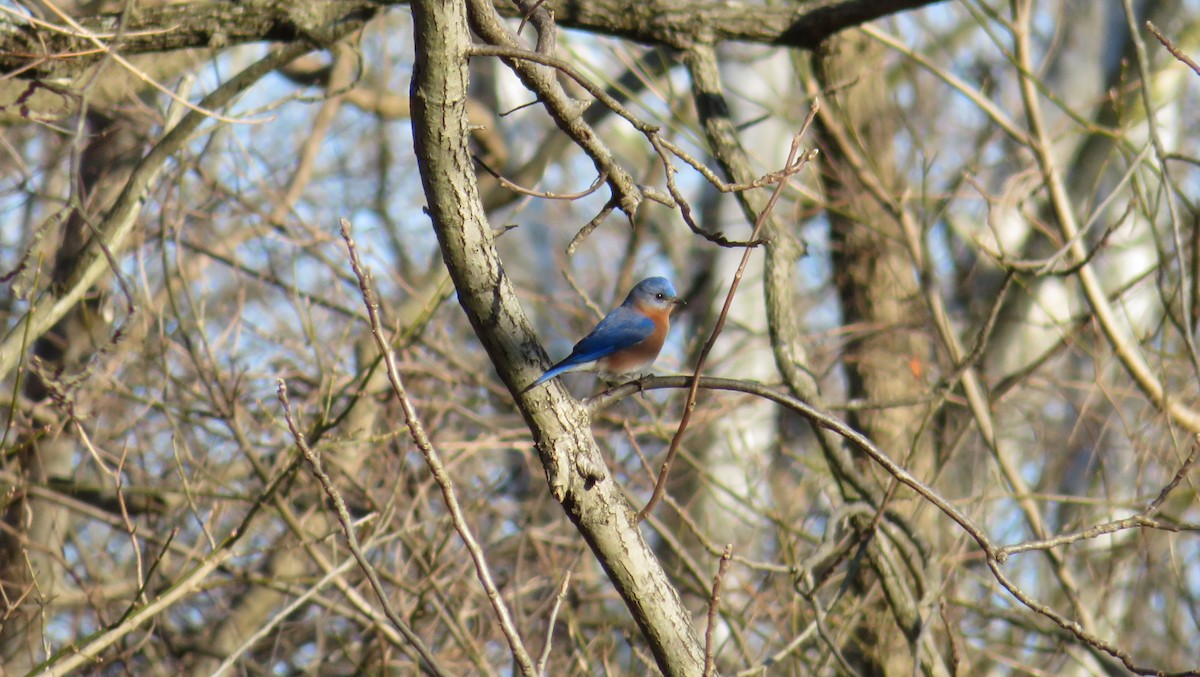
[409, 0, 706, 674]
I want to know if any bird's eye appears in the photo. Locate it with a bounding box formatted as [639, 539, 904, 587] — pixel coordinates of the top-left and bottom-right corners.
[656, 293, 665, 300]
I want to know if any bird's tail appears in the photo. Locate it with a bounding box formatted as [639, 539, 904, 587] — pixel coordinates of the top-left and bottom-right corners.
[520, 361, 576, 394]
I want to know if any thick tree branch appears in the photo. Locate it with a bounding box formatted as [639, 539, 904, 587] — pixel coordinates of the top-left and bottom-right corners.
[1, 0, 945, 80]
[407, 0, 705, 674]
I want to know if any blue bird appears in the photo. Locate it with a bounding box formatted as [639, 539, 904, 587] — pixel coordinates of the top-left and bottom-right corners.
[530, 277, 685, 389]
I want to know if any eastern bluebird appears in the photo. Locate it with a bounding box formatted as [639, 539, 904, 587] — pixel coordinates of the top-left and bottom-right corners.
[529, 277, 685, 389]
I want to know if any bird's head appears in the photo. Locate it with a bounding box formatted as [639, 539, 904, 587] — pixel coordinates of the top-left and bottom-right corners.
[627, 276, 686, 314]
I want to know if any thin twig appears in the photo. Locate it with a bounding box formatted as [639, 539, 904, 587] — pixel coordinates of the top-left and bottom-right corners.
[991, 202, 1133, 276]
[1121, 1, 1198, 375]
[464, 1, 645, 219]
[995, 513, 1200, 558]
[703, 545, 733, 677]
[468, 45, 658, 135]
[566, 201, 616, 255]
[939, 599, 961, 677]
[986, 559, 1199, 677]
[339, 218, 538, 677]
[648, 134, 766, 248]
[1146, 21, 1200, 77]
[277, 380, 450, 677]
[636, 109, 819, 522]
[516, 0, 549, 37]
[0, 37, 351, 385]
[1147, 436, 1200, 515]
[33, 415, 303, 676]
[594, 374, 996, 550]
[475, 155, 607, 201]
[536, 571, 571, 676]
[656, 135, 811, 194]
[992, 437, 1200, 557]
[470, 42, 804, 250]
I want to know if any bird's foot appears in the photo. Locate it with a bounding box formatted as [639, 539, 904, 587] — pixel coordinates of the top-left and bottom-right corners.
[631, 372, 655, 396]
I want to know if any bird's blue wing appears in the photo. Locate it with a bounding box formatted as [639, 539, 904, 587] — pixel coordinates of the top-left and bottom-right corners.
[567, 309, 655, 362]
[531, 308, 654, 386]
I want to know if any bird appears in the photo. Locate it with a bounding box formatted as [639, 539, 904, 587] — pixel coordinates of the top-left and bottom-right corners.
[529, 277, 685, 390]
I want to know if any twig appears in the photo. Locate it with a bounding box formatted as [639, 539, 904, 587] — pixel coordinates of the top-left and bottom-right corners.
[1146, 21, 1200, 77]
[798, 575, 857, 675]
[999, 207, 1130, 275]
[995, 513, 1200, 558]
[594, 374, 997, 549]
[277, 380, 450, 677]
[986, 559, 1200, 677]
[636, 109, 819, 522]
[1147, 436, 1200, 515]
[1122, 1, 1197, 374]
[339, 218, 538, 677]
[939, 599, 961, 677]
[468, 44, 659, 135]
[475, 155, 607, 201]
[703, 545, 733, 677]
[33, 417, 302, 676]
[566, 201, 616, 255]
[516, 0, 551, 39]
[994, 437, 1200, 558]
[516, 0, 556, 55]
[470, 41, 805, 250]
[860, 23, 1031, 147]
[560, 267, 607, 320]
[648, 134, 767, 248]
[656, 134, 812, 194]
[464, 3, 645, 217]
[536, 571, 571, 676]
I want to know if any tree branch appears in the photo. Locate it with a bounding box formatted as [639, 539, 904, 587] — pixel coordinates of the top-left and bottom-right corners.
[407, 0, 706, 673]
[1, 0, 947, 82]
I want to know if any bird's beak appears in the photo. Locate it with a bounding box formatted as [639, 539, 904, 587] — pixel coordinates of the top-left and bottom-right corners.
[673, 297, 687, 307]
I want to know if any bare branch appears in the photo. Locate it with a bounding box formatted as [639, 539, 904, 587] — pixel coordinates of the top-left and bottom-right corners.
[339, 219, 537, 676]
